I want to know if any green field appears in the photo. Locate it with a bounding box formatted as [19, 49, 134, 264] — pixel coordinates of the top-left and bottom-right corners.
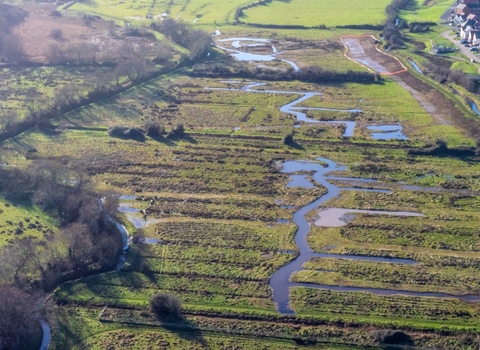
[0, 197, 57, 247]
[70, 0, 246, 25]
[401, 0, 453, 23]
[242, 0, 390, 27]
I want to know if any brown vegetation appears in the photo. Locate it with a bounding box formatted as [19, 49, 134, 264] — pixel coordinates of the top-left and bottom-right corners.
[0, 285, 48, 350]
[12, 3, 172, 64]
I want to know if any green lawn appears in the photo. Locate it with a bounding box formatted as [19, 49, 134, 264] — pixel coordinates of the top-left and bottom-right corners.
[401, 0, 454, 23]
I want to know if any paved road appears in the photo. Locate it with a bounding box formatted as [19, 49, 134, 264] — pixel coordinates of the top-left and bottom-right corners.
[441, 29, 480, 73]
[440, 1, 457, 21]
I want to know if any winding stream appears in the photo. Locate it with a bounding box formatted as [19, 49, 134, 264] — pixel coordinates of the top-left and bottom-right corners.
[99, 199, 130, 270]
[39, 320, 51, 350]
[206, 82, 360, 137]
[216, 38, 300, 71]
[270, 158, 480, 314]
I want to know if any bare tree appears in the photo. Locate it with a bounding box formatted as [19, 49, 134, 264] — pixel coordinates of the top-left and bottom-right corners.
[0, 110, 19, 133]
[50, 28, 63, 41]
[0, 240, 35, 288]
[0, 33, 24, 62]
[0, 285, 47, 350]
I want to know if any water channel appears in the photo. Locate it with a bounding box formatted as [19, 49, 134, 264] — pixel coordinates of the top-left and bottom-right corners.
[206, 82, 360, 137]
[270, 157, 480, 314]
[408, 59, 423, 75]
[468, 100, 480, 116]
[216, 38, 300, 71]
[39, 320, 51, 350]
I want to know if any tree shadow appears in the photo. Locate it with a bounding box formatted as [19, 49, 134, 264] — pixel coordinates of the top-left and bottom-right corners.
[149, 134, 177, 146]
[288, 141, 304, 150]
[162, 321, 208, 347]
[182, 135, 197, 144]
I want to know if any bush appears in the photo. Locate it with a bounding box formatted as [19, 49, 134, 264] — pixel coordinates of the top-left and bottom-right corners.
[145, 122, 165, 137]
[167, 123, 185, 138]
[283, 133, 294, 145]
[149, 293, 181, 319]
[108, 126, 145, 141]
[50, 29, 63, 41]
[371, 329, 413, 345]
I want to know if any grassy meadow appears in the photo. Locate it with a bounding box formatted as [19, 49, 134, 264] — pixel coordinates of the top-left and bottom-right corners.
[0, 197, 57, 247]
[70, 0, 247, 24]
[242, 0, 390, 27]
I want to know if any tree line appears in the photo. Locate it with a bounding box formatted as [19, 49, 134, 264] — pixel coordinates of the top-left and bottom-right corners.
[0, 159, 123, 291]
[0, 3, 26, 62]
[151, 18, 213, 61]
[189, 62, 381, 84]
[0, 158, 124, 349]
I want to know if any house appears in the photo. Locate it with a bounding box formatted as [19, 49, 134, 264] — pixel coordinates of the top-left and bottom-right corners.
[456, 4, 471, 16]
[456, 1, 480, 16]
[461, 24, 472, 39]
[470, 29, 480, 44]
[466, 13, 479, 21]
[454, 14, 465, 24]
[460, 16, 480, 40]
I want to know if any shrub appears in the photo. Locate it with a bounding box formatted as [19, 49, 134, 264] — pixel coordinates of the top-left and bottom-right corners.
[108, 126, 145, 141]
[145, 122, 165, 137]
[371, 329, 413, 345]
[50, 29, 63, 41]
[149, 293, 181, 319]
[283, 133, 294, 145]
[167, 123, 185, 139]
[124, 128, 145, 141]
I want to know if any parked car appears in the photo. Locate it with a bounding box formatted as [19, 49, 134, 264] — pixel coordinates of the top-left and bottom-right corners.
[470, 47, 478, 52]
[464, 43, 471, 47]
[460, 39, 467, 43]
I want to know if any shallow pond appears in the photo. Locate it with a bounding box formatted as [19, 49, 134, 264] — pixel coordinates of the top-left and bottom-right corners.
[468, 100, 480, 116]
[216, 38, 300, 72]
[367, 124, 408, 140]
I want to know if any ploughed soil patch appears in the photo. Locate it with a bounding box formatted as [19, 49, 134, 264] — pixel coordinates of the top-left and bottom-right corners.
[356, 36, 406, 74]
[344, 36, 405, 74]
[346, 36, 480, 131]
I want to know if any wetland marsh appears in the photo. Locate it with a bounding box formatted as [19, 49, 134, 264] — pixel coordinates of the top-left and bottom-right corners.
[1, 0, 480, 348]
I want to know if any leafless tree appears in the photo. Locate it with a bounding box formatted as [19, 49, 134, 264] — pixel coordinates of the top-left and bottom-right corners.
[0, 285, 47, 350]
[0, 110, 19, 133]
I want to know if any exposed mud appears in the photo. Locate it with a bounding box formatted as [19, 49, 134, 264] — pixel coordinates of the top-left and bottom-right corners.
[342, 36, 454, 126]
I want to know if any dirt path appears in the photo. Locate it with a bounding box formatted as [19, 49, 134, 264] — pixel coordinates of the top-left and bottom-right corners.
[343, 36, 453, 126]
